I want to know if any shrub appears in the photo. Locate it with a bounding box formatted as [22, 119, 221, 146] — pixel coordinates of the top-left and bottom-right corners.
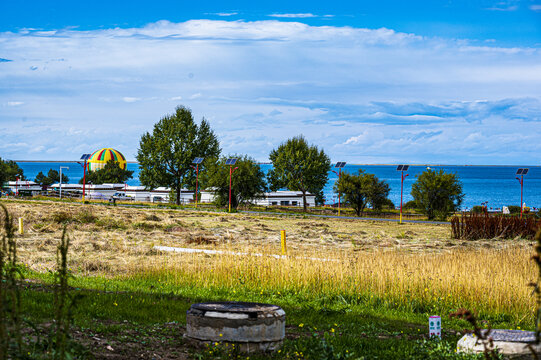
[507, 205, 521, 214]
[403, 200, 417, 210]
[451, 213, 541, 240]
[471, 205, 486, 214]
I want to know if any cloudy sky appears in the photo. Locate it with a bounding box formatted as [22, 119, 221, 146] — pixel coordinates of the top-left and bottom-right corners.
[1, 0, 540, 164]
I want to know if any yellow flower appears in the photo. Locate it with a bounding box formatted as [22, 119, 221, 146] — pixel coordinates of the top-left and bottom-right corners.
[330, 328, 335, 333]
[113, 302, 118, 306]
[219, 333, 223, 337]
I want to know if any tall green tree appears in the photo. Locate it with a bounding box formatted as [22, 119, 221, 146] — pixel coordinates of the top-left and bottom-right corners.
[136, 106, 221, 205]
[411, 168, 464, 221]
[203, 155, 267, 209]
[35, 169, 69, 186]
[79, 160, 133, 184]
[268, 136, 330, 211]
[0, 158, 25, 185]
[333, 170, 390, 216]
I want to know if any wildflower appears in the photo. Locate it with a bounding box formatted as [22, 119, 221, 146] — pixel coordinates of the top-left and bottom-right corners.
[113, 302, 118, 306]
[424, 288, 428, 292]
[299, 323, 304, 328]
[330, 328, 335, 333]
[219, 333, 223, 337]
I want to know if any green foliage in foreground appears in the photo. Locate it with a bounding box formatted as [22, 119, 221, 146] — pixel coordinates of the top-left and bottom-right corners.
[18, 269, 522, 359]
[411, 169, 464, 221]
[203, 154, 267, 209]
[80, 159, 133, 184]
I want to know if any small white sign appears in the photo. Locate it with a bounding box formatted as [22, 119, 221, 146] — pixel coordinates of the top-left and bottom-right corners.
[429, 315, 441, 338]
[502, 206, 510, 214]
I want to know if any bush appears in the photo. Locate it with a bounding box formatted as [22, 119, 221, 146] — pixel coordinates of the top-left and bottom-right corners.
[507, 205, 521, 214]
[471, 205, 486, 214]
[411, 169, 464, 221]
[403, 200, 417, 210]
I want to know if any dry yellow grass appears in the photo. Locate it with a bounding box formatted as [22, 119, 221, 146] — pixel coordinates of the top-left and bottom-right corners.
[3, 199, 536, 324]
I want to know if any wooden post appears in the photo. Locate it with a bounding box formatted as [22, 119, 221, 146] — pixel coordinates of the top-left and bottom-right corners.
[18, 217, 23, 235]
[280, 230, 287, 255]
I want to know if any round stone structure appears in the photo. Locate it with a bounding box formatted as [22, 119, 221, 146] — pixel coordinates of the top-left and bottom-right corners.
[185, 301, 285, 352]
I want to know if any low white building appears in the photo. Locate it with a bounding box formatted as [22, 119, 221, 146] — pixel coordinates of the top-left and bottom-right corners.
[199, 189, 316, 207]
[254, 191, 316, 207]
[4, 180, 43, 195]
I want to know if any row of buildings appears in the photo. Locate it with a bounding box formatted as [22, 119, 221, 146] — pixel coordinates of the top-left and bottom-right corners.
[2, 181, 316, 207]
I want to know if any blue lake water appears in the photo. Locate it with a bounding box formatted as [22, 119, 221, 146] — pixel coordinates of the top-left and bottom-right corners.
[15, 162, 541, 210]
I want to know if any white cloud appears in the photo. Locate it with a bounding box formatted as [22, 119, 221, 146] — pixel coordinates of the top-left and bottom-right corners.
[530, 5, 541, 11]
[7, 101, 24, 106]
[0, 20, 539, 163]
[214, 12, 238, 16]
[268, 13, 317, 18]
[122, 97, 141, 103]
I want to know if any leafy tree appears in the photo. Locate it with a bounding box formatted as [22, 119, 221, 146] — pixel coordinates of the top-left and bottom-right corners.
[411, 168, 464, 221]
[268, 136, 331, 211]
[35, 169, 69, 186]
[0, 158, 25, 185]
[203, 155, 267, 209]
[79, 160, 133, 184]
[333, 170, 390, 216]
[136, 106, 221, 205]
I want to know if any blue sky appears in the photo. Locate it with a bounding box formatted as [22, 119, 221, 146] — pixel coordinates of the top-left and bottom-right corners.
[1, 0, 540, 164]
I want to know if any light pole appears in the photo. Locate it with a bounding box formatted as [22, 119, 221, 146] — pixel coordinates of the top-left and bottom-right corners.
[191, 157, 204, 208]
[79, 154, 91, 201]
[59, 166, 69, 199]
[15, 174, 20, 196]
[516, 168, 529, 219]
[396, 165, 410, 224]
[332, 162, 346, 216]
[225, 158, 238, 212]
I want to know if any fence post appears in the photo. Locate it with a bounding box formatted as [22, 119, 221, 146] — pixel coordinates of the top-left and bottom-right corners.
[18, 217, 23, 235]
[280, 230, 287, 255]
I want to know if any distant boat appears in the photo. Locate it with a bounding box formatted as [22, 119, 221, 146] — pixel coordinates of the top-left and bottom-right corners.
[427, 166, 432, 170]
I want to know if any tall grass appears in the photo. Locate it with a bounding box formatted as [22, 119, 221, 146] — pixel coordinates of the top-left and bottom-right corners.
[129, 245, 535, 324]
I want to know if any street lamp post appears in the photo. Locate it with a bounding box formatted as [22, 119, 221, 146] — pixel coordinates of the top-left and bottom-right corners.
[332, 162, 346, 216]
[79, 154, 91, 202]
[15, 174, 20, 196]
[516, 168, 529, 219]
[396, 165, 410, 224]
[225, 158, 238, 212]
[59, 166, 69, 199]
[191, 157, 204, 208]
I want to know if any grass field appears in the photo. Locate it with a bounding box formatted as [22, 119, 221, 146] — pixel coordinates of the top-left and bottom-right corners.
[3, 199, 537, 359]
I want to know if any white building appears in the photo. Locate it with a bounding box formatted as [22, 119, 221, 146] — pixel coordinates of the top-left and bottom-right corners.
[199, 189, 316, 207]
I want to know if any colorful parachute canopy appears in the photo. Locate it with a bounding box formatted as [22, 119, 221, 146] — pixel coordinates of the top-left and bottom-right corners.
[87, 148, 127, 171]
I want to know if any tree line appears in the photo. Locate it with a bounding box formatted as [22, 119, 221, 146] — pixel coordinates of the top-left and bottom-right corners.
[0, 105, 464, 220]
[135, 106, 463, 219]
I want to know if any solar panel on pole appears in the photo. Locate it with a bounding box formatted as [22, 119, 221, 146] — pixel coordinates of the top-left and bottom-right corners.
[402, 165, 409, 171]
[522, 168, 529, 175]
[193, 157, 204, 164]
[396, 165, 403, 171]
[335, 162, 346, 168]
[80, 154, 91, 160]
[516, 169, 524, 175]
[226, 158, 237, 165]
